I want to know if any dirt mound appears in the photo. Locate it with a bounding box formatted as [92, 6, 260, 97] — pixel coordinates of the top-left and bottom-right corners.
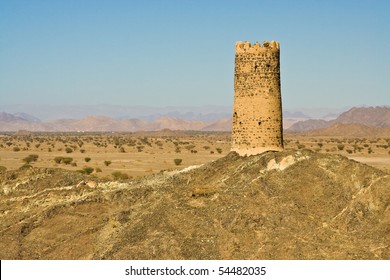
[0, 150, 389, 259]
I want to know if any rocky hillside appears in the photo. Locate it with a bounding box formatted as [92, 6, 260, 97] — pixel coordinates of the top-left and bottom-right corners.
[1, 150, 389, 259]
[287, 106, 390, 133]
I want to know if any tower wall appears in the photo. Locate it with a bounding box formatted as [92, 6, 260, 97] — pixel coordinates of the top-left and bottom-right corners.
[232, 41, 283, 156]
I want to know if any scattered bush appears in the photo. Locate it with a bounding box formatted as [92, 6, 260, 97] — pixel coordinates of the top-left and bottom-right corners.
[84, 157, 91, 162]
[13, 147, 20, 152]
[112, 171, 129, 180]
[83, 167, 94, 175]
[65, 147, 73, 153]
[104, 160, 112, 166]
[216, 148, 223, 154]
[337, 144, 345, 151]
[346, 149, 353, 154]
[54, 156, 63, 164]
[174, 158, 182, 166]
[19, 163, 32, 170]
[0, 166, 7, 172]
[62, 157, 73, 165]
[95, 167, 102, 173]
[23, 154, 39, 164]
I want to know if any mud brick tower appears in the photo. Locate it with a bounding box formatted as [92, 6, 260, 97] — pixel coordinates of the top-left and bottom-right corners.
[232, 41, 283, 156]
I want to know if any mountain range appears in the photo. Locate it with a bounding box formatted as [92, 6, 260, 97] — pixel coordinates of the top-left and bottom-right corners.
[0, 106, 389, 134]
[287, 106, 390, 134]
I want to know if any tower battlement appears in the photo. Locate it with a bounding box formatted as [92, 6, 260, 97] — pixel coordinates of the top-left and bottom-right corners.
[232, 40, 283, 156]
[235, 40, 280, 54]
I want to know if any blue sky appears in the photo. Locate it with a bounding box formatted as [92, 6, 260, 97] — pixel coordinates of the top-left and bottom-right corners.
[0, 0, 389, 110]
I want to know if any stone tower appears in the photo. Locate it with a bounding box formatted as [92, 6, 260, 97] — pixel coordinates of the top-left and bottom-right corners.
[232, 40, 283, 156]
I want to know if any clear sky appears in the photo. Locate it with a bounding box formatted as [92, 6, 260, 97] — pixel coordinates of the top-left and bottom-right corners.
[0, 0, 389, 110]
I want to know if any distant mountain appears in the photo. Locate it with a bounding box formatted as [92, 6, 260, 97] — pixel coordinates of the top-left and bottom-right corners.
[201, 118, 232, 131]
[287, 119, 330, 132]
[287, 106, 390, 133]
[305, 123, 390, 137]
[283, 111, 310, 118]
[12, 112, 41, 123]
[336, 106, 390, 127]
[0, 113, 229, 132]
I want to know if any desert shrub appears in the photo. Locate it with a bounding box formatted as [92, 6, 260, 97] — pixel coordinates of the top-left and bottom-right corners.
[112, 171, 129, 180]
[210, 151, 214, 154]
[83, 167, 94, 175]
[155, 141, 163, 147]
[216, 148, 223, 154]
[346, 149, 353, 154]
[71, 162, 77, 167]
[297, 144, 305, 149]
[19, 163, 32, 170]
[119, 147, 126, 153]
[0, 166, 7, 172]
[363, 144, 369, 147]
[175, 147, 181, 153]
[80, 149, 86, 153]
[174, 158, 182, 166]
[13, 147, 20, 152]
[35, 144, 40, 148]
[23, 154, 39, 164]
[337, 144, 345, 151]
[203, 146, 210, 150]
[317, 143, 323, 148]
[95, 167, 102, 173]
[185, 144, 196, 151]
[84, 157, 91, 162]
[104, 160, 112, 166]
[54, 156, 63, 164]
[368, 147, 373, 154]
[62, 157, 73, 165]
[136, 145, 144, 152]
[65, 147, 73, 153]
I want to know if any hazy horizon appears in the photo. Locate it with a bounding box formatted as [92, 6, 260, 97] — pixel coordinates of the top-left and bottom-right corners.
[1, 1, 389, 109]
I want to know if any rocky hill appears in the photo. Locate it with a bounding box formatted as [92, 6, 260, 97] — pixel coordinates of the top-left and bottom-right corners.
[287, 106, 390, 133]
[1, 150, 389, 259]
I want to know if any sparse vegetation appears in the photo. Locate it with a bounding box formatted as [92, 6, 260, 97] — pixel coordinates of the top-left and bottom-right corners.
[174, 158, 182, 166]
[23, 154, 39, 164]
[112, 171, 129, 180]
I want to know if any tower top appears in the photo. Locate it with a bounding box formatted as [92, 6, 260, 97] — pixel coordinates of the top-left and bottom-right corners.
[235, 40, 280, 54]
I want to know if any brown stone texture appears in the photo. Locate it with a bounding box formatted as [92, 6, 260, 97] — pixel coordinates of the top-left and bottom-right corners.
[232, 41, 283, 156]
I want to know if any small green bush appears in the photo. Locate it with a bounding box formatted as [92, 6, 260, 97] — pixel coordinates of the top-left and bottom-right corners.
[112, 171, 129, 180]
[104, 160, 112, 166]
[174, 158, 182, 166]
[23, 154, 39, 164]
[84, 157, 91, 162]
[62, 157, 73, 165]
[337, 144, 345, 151]
[83, 167, 94, 175]
[54, 156, 64, 164]
[216, 148, 222, 154]
[19, 163, 32, 170]
[65, 147, 73, 153]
